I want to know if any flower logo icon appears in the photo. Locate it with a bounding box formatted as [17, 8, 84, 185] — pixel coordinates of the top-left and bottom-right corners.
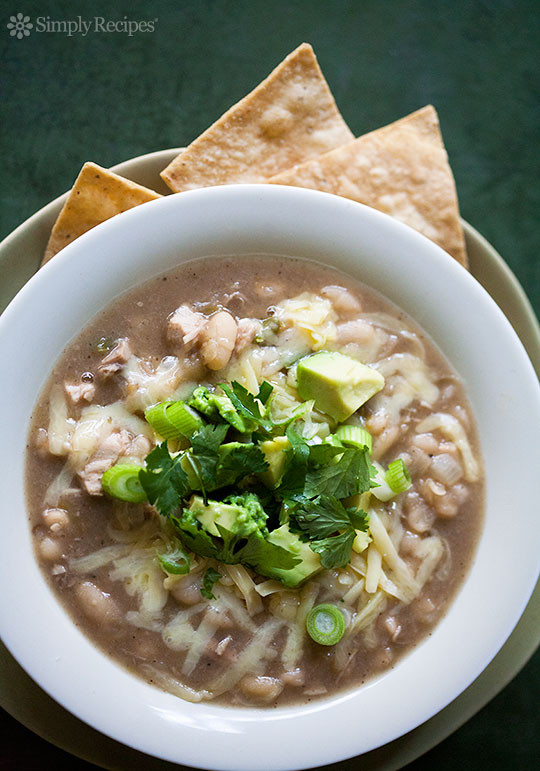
[7, 13, 33, 38]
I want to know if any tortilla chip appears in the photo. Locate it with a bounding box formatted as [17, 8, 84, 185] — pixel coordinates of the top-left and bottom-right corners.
[269, 106, 468, 266]
[161, 43, 353, 192]
[42, 162, 162, 264]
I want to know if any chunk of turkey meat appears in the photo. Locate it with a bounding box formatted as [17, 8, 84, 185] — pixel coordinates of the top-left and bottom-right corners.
[167, 305, 207, 351]
[65, 381, 96, 404]
[235, 318, 261, 353]
[78, 429, 150, 495]
[98, 338, 132, 378]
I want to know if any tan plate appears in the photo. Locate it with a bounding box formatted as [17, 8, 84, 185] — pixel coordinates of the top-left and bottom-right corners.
[1, 149, 539, 771]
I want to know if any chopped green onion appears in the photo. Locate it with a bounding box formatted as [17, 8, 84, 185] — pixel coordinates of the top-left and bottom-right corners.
[145, 401, 178, 439]
[370, 461, 395, 502]
[324, 434, 344, 448]
[385, 458, 412, 494]
[145, 400, 204, 440]
[335, 425, 373, 453]
[158, 544, 190, 574]
[101, 464, 146, 503]
[306, 603, 346, 646]
[166, 401, 204, 437]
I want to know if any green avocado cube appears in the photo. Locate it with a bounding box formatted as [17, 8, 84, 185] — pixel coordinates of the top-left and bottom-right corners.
[296, 351, 384, 422]
[259, 436, 289, 487]
[266, 524, 322, 587]
[189, 497, 241, 536]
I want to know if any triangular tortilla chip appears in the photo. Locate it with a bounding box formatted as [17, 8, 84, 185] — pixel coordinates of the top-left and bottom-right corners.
[161, 43, 353, 192]
[42, 162, 162, 264]
[269, 106, 468, 266]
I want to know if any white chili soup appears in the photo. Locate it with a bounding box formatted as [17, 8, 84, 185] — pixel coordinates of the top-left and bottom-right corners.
[26, 255, 484, 706]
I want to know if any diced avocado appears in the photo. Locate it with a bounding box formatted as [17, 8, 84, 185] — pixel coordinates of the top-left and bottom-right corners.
[188, 494, 266, 538]
[212, 394, 253, 432]
[188, 386, 253, 432]
[266, 524, 322, 587]
[259, 436, 290, 487]
[297, 351, 384, 422]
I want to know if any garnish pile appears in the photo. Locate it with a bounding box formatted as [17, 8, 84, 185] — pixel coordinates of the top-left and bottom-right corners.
[102, 378, 410, 589]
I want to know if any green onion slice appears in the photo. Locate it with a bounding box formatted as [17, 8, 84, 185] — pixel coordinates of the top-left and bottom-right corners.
[145, 400, 204, 439]
[101, 464, 146, 503]
[158, 544, 190, 575]
[385, 458, 412, 494]
[306, 603, 346, 646]
[335, 425, 373, 453]
[144, 401, 177, 439]
[166, 401, 204, 437]
[370, 461, 396, 502]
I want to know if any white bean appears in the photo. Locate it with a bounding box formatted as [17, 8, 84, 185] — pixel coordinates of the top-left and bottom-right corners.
[384, 616, 401, 642]
[35, 427, 49, 455]
[200, 311, 237, 370]
[413, 597, 437, 624]
[171, 579, 202, 606]
[430, 453, 463, 485]
[366, 412, 388, 436]
[372, 424, 399, 460]
[75, 581, 120, 624]
[320, 285, 362, 314]
[336, 320, 374, 345]
[39, 537, 63, 562]
[281, 668, 305, 687]
[405, 493, 435, 533]
[413, 433, 438, 453]
[422, 478, 446, 504]
[434, 497, 459, 518]
[205, 607, 233, 629]
[239, 674, 283, 702]
[42, 507, 69, 529]
[403, 446, 431, 475]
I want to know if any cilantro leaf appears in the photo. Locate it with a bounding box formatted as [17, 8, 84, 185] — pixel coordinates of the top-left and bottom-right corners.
[220, 381, 274, 433]
[189, 386, 255, 432]
[171, 511, 220, 559]
[304, 446, 372, 499]
[257, 381, 273, 405]
[349, 507, 370, 532]
[291, 495, 356, 539]
[215, 443, 268, 488]
[309, 530, 357, 569]
[277, 423, 310, 498]
[191, 422, 228, 456]
[289, 495, 369, 570]
[201, 567, 222, 599]
[239, 532, 301, 574]
[139, 443, 190, 517]
[190, 424, 229, 499]
[308, 443, 344, 465]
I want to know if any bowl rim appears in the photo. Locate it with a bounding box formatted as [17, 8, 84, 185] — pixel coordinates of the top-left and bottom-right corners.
[2, 147, 538, 379]
[1, 184, 539, 771]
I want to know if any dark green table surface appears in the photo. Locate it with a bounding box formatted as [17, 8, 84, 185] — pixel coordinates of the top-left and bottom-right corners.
[1, 1, 538, 769]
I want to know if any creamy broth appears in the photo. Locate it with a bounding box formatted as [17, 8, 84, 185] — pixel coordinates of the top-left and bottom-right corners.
[26, 255, 483, 706]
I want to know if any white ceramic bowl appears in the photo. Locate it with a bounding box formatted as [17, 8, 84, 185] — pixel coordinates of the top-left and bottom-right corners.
[0, 185, 539, 771]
